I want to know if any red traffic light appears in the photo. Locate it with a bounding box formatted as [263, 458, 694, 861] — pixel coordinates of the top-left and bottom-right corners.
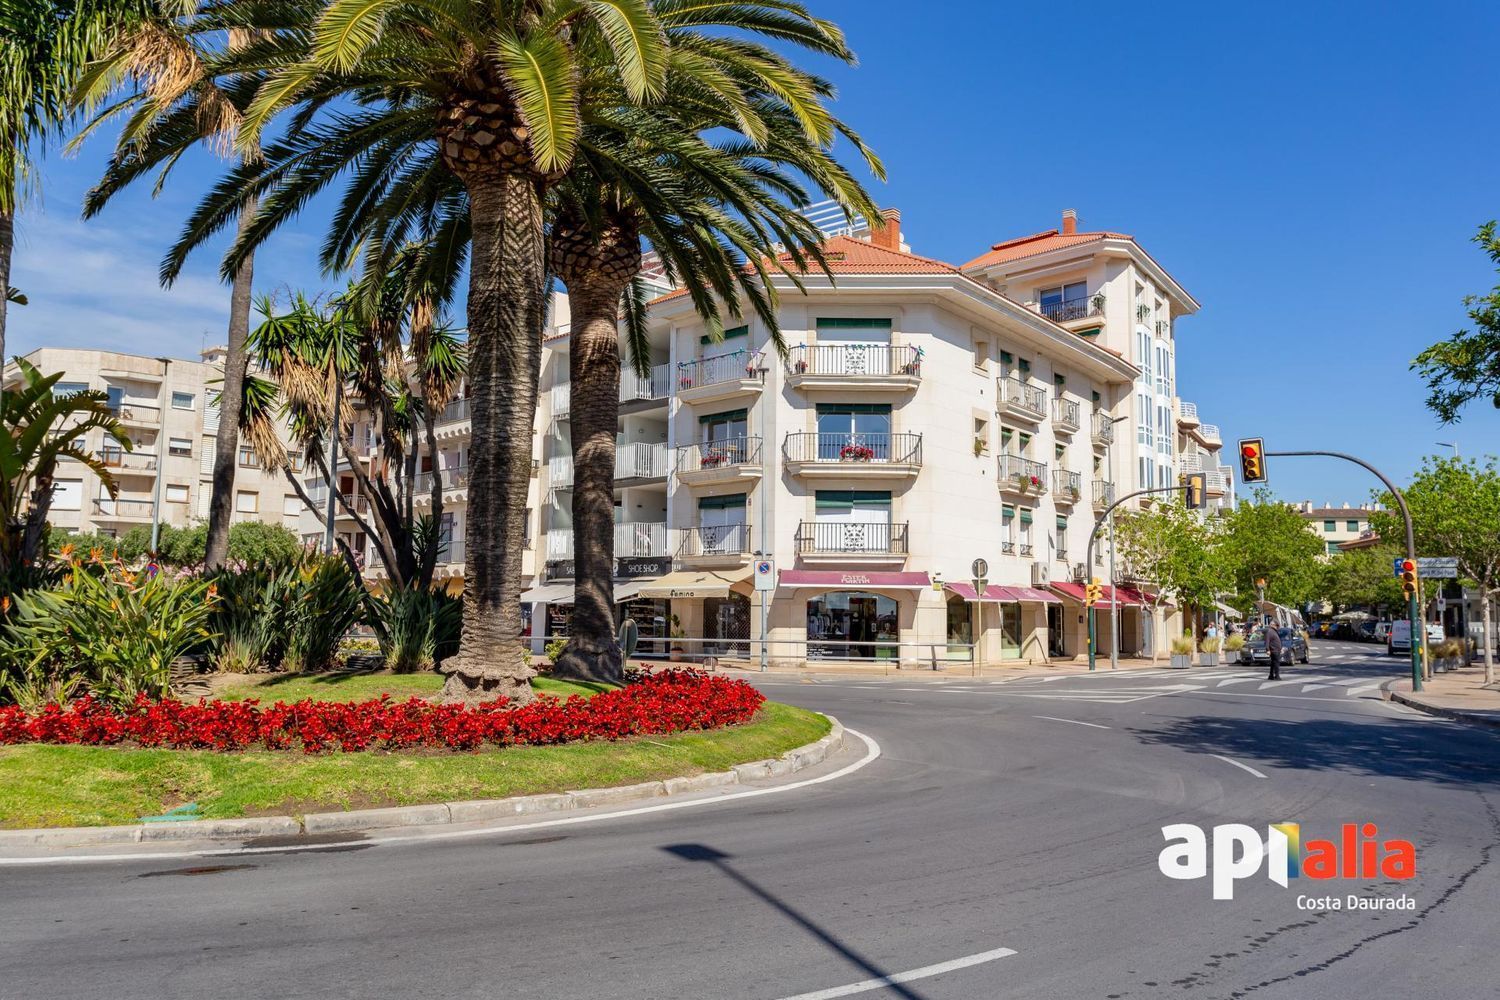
[1400, 559, 1415, 572]
[1240, 443, 1259, 458]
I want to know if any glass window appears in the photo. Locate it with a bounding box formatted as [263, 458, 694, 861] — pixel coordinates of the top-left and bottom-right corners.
[697, 494, 748, 554]
[1347, 520, 1359, 532]
[807, 592, 899, 661]
[52, 382, 88, 397]
[283, 495, 302, 517]
[700, 408, 748, 444]
[168, 437, 192, 457]
[239, 446, 260, 468]
[171, 391, 195, 410]
[52, 479, 83, 511]
[236, 490, 258, 513]
[165, 484, 189, 503]
[1324, 520, 1336, 532]
[815, 403, 891, 460]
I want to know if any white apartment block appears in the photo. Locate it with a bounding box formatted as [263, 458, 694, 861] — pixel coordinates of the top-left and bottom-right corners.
[4, 347, 307, 541]
[1298, 501, 1378, 557]
[495, 208, 1235, 664]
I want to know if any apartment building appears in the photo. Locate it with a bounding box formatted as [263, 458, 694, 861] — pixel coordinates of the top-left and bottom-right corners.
[512, 208, 1232, 663]
[1298, 501, 1378, 556]
[4, 346, 306, 539]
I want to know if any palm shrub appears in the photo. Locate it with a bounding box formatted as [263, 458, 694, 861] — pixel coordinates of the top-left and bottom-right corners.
[0, 553, 217, 710]
[280, 555, 364, 673]
[368, 586, 462, 674]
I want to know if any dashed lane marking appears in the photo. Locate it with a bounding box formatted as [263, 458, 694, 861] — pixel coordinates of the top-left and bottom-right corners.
[1032, 716, 1111, 729]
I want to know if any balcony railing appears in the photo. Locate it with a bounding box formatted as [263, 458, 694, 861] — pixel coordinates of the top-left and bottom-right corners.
[414, 464, 469, 493]
[677, 350, 762, 391]
[1038, 294, 1104, 323]
[1001, 541, 1015, 555]
[98, 447, 158, 472]
[998, 377, 1047, 419]
[547, 522, 670, 560]
[1019, 543, 1034, 558]
[436, 538, 466, 565]
[679, 523, 752, 558]
[1091, 411, 1116, 445]
[548, 455, 574, 487]
[615, 441, 670, 479]
[107, 403, 161, 424]
[1092, 480, 1116, 508]
[997, 454, 1048, 494]
[787, 343, 922, 378]
[1198, 423, 1221, 443]
[1051, 397, 1081, 432]
[782, 432, 923, 466]
[549, 383, 571, 416]
[1178, 401, 1200, 425]
[439, 397, 471, 423]
[794, 520, 909, 556]
[91, 498, 154, 519]
[677, 436, 762, 474]
[620, 364, 672, 403]
[1052, 469, 1082, 501]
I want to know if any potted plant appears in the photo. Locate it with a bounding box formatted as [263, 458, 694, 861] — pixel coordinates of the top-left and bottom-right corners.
[1224, 633, 1246, 662]
[793, 356, 808, 374]
[840, 444, 875, 462]
[1200, 635, 1222, 667]
[1091, 292, 1105, 314]
[701, 450, 726, 469]
[1170, 633, 1196, 669]
[668, 614, 686, 661]
[679, 373, 694, 390]
[973, 438, 986, 457]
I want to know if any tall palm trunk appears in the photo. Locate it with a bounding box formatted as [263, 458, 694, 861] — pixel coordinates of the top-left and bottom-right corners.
[203, 186, 256, 569]
[0, 206, 12, 371]
[439, 170, 545, 706]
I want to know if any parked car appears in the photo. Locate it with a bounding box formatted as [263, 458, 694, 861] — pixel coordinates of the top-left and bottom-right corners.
[1388, 621, 1446, 656]
[1355, 620, 1378, 643]
[1239, 627, 1310, 666]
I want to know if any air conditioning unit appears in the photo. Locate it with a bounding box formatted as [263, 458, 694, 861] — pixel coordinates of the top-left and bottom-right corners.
[1073, 562, 1090, 583]
[1031, 562, 1051, 587]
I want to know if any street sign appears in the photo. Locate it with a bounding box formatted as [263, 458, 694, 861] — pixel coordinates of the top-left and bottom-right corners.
[1392, 557, 1405, 578]
[753, 559, 775, 591]
[971, 558, 989, 579]
[1417, 557, 1459, 578]
[972, 576, 988, 599]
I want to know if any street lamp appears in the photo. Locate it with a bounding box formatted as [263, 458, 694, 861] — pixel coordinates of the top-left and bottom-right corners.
[1436, 441, 1459, 459]
[148, 357, 172, 558]
[1105, 414, 1129, 669]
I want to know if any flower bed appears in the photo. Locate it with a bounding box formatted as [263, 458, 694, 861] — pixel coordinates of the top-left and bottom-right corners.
[0, 670, 764, 755]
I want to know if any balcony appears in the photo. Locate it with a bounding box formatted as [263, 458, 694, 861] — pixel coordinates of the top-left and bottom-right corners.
[676, 350, 764, 405]
[1178, 401, 1200, 428]
[1091, 411, 1116, 447]
[1205, 470, 1228, 497]
[545, 522, 670, 561]
[1051, 397, 1081, 434]
[549, 383, 571, 418]
[98, 447, 158, 475]
[997, 454, 1048, 497]
[1037, 293, 1105, 326]
[782, 432, 922, 480]
[107, 403, 161, 428]
[1052, 469, 1082, 505]
[1191, 422, 1222, 447]
[1092, 480, 1116, 510]
[547, 455, 574, 488]
[785, 344, 921, 392]
[794, 520, 909, 560]
[678, 523, 753, 566]
[434, 398, 471, 441]
[997, 377, 1047, 423]
[413, 464, 470, 502]
[91, 498, 155, 522]
[307, 487, 372, 519]
[615, 442, 670, 481]
[676, 436, 763, 487]
[619, 364, 672, 407]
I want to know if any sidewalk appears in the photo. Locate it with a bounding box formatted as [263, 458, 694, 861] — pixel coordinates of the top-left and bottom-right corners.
[1384, 666, 1500, 729]
[705, 654, 1189, 680]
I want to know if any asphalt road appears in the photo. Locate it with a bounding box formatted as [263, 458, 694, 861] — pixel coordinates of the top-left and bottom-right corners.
[4, 639, 1499, 1000]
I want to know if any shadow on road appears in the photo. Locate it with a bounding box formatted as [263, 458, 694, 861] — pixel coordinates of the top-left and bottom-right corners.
[660, 843, 931, 1000]
[1129, 715, 1500, 787]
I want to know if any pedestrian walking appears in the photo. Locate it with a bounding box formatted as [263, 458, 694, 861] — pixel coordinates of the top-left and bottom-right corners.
[1265, 618, 1284, 680]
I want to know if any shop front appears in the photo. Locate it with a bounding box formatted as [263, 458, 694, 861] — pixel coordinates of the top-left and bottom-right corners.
[522, 555, 674, 651]
[636, 568, 755, 660]
[777, 570, 930, 664]
[943, 583, 1060, 663]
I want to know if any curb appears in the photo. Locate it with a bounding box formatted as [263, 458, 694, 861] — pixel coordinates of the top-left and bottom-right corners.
[0, 717, 846, 851]
[1381, 680, 1500, 730]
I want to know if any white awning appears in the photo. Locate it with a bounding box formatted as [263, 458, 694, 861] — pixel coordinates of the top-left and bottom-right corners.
[636, 570, 751, 600]
[520, 583, 573, 605]
[1214, 601, 1243, 619]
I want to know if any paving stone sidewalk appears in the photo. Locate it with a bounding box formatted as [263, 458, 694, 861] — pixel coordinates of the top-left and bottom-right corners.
[1385, 665, 1500, 729]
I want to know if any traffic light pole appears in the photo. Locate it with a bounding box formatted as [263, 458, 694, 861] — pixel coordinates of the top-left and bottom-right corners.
[1086, 485, 1192, 671]
[1264, 450, 1422, 693]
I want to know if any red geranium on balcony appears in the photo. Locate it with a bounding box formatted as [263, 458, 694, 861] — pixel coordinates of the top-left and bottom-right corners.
[839, 444, 876, 462]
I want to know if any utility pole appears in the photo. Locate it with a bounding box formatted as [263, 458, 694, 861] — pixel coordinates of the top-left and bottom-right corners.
[1104, 413, 1128, 669]
[148, 357, 172, 558]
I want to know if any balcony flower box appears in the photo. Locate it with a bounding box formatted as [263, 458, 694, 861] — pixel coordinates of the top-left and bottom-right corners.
[839, 444, 876, 462]
[794, 359, 808, 374]
[700, 451, 728, 469]
[679, 375, 695, 390]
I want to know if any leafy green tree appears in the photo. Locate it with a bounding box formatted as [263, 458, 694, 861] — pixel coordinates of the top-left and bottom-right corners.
[1413, 222, 1500, 422]
[1113, 500, 1227, 655]
[1217, 489, 1326, 613]
[1318, 544, 1405, 615]
[1372, 458, 1500, 683]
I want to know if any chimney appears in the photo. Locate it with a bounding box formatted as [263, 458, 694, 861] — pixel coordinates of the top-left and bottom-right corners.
[1061, 209, 1078, 236]
[870, 208, 902, 251]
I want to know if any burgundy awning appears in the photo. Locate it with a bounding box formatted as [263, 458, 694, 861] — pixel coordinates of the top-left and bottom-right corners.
[1050, 582, 1145, 607]
[781, 570, 931, 590]
[997, 585, 1062, 604]
[944, 582, 1010, 601]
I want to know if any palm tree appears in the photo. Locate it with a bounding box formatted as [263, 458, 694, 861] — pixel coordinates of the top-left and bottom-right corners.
[1, 358, 131, 573]
[74, 2, 267, 571]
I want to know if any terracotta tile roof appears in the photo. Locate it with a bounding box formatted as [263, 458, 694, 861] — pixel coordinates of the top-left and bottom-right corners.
[961, 229, 1134, 271]
[647, 236, 960, 305]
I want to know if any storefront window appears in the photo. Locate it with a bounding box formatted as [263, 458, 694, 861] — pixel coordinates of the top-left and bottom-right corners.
[946, 595, 972, 652]
[615, 598, 670, 656]
[807, 591, 898, 661]
[999, 602, 1022, 657]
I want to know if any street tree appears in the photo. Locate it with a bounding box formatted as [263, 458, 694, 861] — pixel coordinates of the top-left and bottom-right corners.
[1372, 458, 1500, 683]
[1113, 500, 1226, 656]
[1318, 544, 1405, 617]
[1217, 489, 1326, 613]
[1413, 222, 1500, 422]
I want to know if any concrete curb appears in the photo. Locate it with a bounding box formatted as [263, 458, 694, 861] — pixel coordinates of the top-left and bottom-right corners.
[1381, 680, 1500, 730]
[0, 717, 846, 850]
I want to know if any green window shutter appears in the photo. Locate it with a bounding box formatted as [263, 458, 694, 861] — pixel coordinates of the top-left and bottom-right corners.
[816, 318, 892, 330]
[698, 493, 748, 511]
[1323, 520, 1335, 532]
[1002, 505, 1015, 521]
[699, 408, 749, 424]
[815, 490, 891, 509]
[1018, 358, 1031, 374]
[1056, 515, 1068, 530]
[699, 325, 748, 345]
[815, 403, 892, 415]
[1018, 432, 1032, 449]
[1054, 444, 1065, 460]
[1347, 520, 1358, 532]
[1053, 374, 1066, 388]
[1000, 351, 1013, 365]
[1019, 510, 1034, 525]
[1078, 327, 1102, 339]
[1000, 429, 1014, 448]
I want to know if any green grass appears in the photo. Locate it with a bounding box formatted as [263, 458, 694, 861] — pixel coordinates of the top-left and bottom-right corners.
[0, 703, 829, 829]
[212, 670, 611, 703]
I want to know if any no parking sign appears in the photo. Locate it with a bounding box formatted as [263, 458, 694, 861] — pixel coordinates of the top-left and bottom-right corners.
[754, 559, 775, 591]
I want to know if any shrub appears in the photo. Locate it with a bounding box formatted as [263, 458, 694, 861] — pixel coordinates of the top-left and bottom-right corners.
[206, 564, 296, 673]
[281, 556, 365, 673]
[0, 670, 764, 754]
[1224, 634, 1246, 652]
[1201, 636, 1223, 653]
[1428, 639, 1467, 660]
[544, 636, 568, 663]
[0, 554, 217, 710]
[368, 586, 462, 673]
[1170, 634, 1197, 655]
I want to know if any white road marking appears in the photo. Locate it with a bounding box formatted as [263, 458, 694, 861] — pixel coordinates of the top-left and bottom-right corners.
[1346, 684, 1384, 697]
[1209, 754, 1268, 779]
[1032, 715, 1111, 729]
[0, 728, 884, 867]
[1258, 679, 1306, 690]
[1217, 677, 1260, 687]
[1300, 684, 1333, 693]
[774, 946, 1019, 1000]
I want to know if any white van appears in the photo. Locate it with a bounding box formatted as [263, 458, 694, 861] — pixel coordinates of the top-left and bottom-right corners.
[1374, 621, 1393, 643]
[1388, 620, 1445, 655]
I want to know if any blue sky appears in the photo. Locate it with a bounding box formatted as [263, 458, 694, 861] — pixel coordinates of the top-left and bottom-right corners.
[9, 0, 1500, 503]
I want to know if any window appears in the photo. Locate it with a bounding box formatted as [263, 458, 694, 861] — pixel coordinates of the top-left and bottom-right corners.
[1138, 393, 1153, 446]
[815, 403, 892, 459]
[52, 479, 83, 511]
[700, 408, 748, 445]
[1001, 505, 1015, 552]
[165, 484, 189, 503]
[171, 391, 195, 410]
[1000, 428, 1014, 454]
[812, 491, 893, 552]
[815, 318, 893, 333]
[1017, 357, 1032, 376]
[236, 490, 258, 513]
[52, 381, 88, 397]
[1053, 373, 1066, 396]
[283, 495, 302, 517]
[1017, 431, 1032, 456]
[806, 592, 898, 659]
[697, 494, 748, 554]
[1327, 541, 1341, 555]
[1347, 520, 1359, 533]
[973, 339, 989, 370]
[1054, 443, 1065, 461]
[973, 416, 989, 455]
[1039, 281, 1087, 307]
[1091, 390, 1101, 406]
[1019, 508, 1034, 555]
[168, 437, 192, 457]
[699, 324, 749, 346]
[239, 446, 260, 469]
[1324, 520, 1336, 532]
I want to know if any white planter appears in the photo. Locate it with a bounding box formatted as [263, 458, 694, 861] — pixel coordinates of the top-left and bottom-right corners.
[1199, 652, 1220, 667]
[1170, 653, 1194, 669]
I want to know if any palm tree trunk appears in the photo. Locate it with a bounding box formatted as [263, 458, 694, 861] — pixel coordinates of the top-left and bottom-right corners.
[0, 206, 13, 371]
[440, 172, 544, 706]
[551, 275, 625, 684]
[203, 187, 256, 569]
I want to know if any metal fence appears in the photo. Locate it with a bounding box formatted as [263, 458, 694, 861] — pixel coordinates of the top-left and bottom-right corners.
[782, 432, 923, 466]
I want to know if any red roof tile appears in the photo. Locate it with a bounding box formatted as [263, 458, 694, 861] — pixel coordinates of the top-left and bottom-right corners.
[962, 229, 1134, 271]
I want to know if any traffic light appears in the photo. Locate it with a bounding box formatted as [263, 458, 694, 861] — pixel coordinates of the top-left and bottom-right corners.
[1400, 559, 1418, 598]
[1238, 438, 1267, 484]
[1183, 472, 1207, 510]
[1085, 578, 1103, 606]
